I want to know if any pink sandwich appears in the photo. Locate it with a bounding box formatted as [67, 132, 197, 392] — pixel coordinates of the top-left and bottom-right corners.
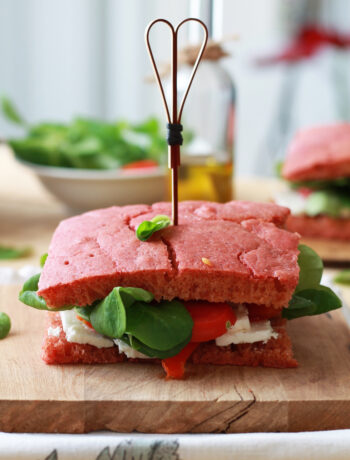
[276, 124, 350, 240]
[18, 201, 341, 379]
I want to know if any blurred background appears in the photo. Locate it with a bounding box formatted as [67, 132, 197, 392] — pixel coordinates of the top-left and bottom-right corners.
[1, 0, 350, 176]
[1, 1, 350, 301]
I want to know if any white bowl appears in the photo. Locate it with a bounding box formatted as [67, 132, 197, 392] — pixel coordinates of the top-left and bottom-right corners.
[19, 160, 168, 212]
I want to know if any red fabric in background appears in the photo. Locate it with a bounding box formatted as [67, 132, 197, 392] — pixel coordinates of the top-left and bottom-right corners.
[257, 25, 350, 65]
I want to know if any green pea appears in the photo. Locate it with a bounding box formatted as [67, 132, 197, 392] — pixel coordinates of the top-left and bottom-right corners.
[0, 312, 11, 339]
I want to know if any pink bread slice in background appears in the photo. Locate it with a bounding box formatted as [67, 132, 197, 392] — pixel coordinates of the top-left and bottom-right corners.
[38, 201, 299, 309]
[43, 313, 297, 368]
[286, 214, 350, 240]
[282, 123, 350, 182]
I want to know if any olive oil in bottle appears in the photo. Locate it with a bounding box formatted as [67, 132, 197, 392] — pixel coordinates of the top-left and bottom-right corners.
[177, 156, 233, 202]
[166, 45, 235, 203]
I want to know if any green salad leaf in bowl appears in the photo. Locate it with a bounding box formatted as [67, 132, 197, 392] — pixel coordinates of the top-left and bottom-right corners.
[1, 96, 167, 170]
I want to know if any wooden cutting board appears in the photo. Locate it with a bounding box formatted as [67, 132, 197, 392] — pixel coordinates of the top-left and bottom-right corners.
[301, 237, 350, 264]
[1, 285, 350, 434]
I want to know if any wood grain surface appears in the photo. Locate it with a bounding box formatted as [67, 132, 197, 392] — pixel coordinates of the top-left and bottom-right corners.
[301, 238, 350, 264]
[1, 285, 350, 434]
[1, 147, 350, 434]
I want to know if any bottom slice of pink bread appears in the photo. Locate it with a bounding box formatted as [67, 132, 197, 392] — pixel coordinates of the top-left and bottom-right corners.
[42, 313, 297, 369]
[286, 214, 350, 240]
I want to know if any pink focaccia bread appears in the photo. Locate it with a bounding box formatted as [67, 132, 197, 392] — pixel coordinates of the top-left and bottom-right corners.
[43, 312, 297, 368]
[282, 123, 350, 182]
[37, 201, 300, 310]
[286, 214, 350, 240]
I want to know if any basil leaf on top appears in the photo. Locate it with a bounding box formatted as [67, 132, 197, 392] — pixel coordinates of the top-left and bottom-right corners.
[283, 285, 342, 320]
[90, 287, 154, 339]
[19, 272, 73, 311]
[0, 245, 31, 260]
[295, 244, 323, 293]
[121, 334, 191, 359]
[125, 300, 193, 351]
[136, 215, 171, 241]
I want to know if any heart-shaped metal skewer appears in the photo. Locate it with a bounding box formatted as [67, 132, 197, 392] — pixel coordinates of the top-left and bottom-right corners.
[145, 18, 208, 225]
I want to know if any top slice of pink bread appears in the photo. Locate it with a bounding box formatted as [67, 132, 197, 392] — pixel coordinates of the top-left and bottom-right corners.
[38, 201, 300, 309]
[282, 123, 350, 182]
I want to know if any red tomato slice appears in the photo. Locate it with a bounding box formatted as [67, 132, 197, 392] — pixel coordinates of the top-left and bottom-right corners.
[76, 315, 94, 329]
[185, 301, 236, 343]
[298, 187, 313, 198]
[246, 304, 281, 322]
[162, 302, 236, 379]
[122, 159, 158, 170]
[162, 342, 199, 379]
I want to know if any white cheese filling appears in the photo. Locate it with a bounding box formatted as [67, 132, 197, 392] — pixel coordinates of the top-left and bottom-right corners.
[47, 326, 61, 337]
[57, 305, 278, 354]
[113, 339, 151, 359]
[215, 305, 279, 346]
[58, 310, 151, 358]
[59, 310, 114, 349]
[274, 189, 350, 218]
[274, 190, 308, 216]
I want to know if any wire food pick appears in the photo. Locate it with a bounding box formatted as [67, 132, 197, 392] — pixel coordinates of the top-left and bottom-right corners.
[145, 18, 208, 225]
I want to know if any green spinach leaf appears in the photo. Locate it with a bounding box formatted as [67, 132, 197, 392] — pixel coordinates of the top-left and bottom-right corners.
[136, 215, 171, 241]
[0, 312, 11, 339]
[19, 273, 73, 311]
[333, 269, 350, 286]
[290, 177, 350, 192]
[121, 333, 191, 359]
[284, 244, 341, 319]
[40, 253, 48, 268]
[19, 273, 49, 310]
[74, 304, 97, 321]
[1, 96, 26, 126]
[305, 190, 349, 218]
[2, 97, 168, 170]
[125, 300, 193, 350]
[0, 245, 31, 260]
[295, 244, 323, 293]
[90, 287, 154, 339]
[275, 160, 284, 177]
[283, 285, 342, 320]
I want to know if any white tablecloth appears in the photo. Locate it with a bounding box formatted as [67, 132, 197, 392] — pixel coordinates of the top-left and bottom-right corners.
[1, 267, 349, 460]
[1, 431, 350, 460]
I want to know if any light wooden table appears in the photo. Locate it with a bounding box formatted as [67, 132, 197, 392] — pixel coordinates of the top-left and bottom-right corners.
[0, 146, 66, 268]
